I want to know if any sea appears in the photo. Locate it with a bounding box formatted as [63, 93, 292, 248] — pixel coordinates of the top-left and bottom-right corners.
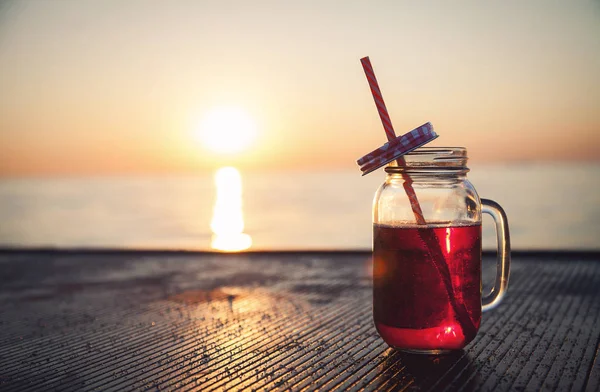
[0, 163, 598, 252]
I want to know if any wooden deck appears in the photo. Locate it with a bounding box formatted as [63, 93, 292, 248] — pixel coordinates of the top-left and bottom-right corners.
[0, 251, 598, 391]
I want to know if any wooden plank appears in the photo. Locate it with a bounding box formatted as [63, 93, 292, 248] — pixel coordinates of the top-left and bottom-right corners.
[0, 252, 598, 391]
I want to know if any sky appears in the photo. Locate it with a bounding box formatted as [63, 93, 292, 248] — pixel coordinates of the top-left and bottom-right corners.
[0, 0, 599, 176]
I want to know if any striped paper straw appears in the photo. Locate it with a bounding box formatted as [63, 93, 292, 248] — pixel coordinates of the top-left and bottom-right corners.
[360, 56, 427, 225]
[360, 57, 396, 141]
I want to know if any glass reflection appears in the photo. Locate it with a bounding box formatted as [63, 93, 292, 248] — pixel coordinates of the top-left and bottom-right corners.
[373, 348, 477, 390]
[210, 167, 252, 252]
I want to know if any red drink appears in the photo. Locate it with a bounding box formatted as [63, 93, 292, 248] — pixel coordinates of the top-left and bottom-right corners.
[373, 223, 482, 352]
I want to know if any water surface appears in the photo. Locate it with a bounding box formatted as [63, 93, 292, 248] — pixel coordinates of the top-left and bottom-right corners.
[0, 163, 598, 251]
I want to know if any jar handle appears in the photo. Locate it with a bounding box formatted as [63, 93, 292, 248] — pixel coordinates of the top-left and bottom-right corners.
[481, 198, 511, 312]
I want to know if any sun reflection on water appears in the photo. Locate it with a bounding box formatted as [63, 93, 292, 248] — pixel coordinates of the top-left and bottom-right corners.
[210, 167, 252, 252]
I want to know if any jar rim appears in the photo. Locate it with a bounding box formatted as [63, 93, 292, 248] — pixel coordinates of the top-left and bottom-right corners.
[384, 146, 468, 174]
[405, 147, 466, 156]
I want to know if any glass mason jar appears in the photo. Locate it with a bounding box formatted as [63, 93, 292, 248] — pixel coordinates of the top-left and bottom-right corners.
[372, 147, 510, 353]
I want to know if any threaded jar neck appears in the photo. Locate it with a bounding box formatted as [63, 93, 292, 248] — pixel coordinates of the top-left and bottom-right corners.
[385, 147, 469, 177]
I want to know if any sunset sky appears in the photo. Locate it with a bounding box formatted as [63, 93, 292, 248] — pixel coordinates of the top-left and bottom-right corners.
[0, 0, 599, 176]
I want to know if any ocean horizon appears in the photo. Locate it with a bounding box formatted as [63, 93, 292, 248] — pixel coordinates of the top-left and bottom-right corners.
[0, 163, 598, 252]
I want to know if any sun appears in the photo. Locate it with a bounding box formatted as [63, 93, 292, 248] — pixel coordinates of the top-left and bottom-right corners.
[195, 106, 257, 154]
